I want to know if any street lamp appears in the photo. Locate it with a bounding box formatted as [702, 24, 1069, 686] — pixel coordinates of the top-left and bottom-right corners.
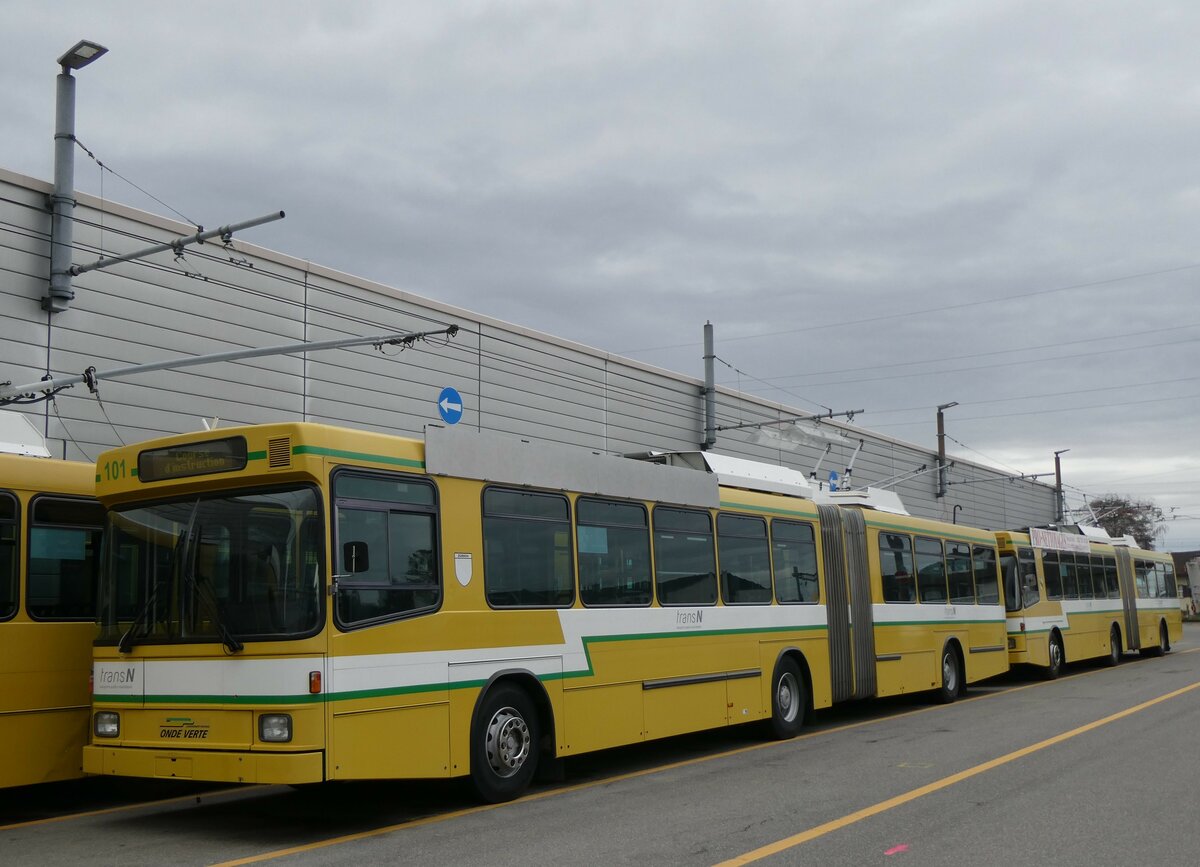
[936, 401, 958, 498]
[44, 39, 108, 314]
[58, 40, 108, 70]
[1054, 449, 1070, 523]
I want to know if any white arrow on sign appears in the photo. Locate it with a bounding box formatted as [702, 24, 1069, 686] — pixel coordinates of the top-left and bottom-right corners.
[440, 397, 462, 414]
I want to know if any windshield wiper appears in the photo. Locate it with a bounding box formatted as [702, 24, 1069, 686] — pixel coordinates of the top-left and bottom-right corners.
[181, 539, 243, 654]
[176, 516, 244, 653]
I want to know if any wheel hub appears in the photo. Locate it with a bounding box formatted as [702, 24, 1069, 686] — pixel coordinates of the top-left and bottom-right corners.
[485, 706, 530, 778]
[777, 673, 798, 722]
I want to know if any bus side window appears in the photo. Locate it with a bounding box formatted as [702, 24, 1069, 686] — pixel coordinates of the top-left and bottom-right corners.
[973, 546, 999, 604]
[1103, 557, 1120, 599]
[915, 536, 946, 604]
[879, 533, 915, 603]
[772, 520, 818, 604]
[26, 496, 104, 620]
[1134, 561, 1150, 598]
[0, 492, 16, 620]
[947, 542, 974, 604]
[1149, 563, 1165, 598]
[577, 498, 651, 607]
[1163, 564, 1177, 598]
[1075, 554, 1095, 599]
[652, 507, 717, 606]
[717, 513, 771, 605]
[483, 487, 573, 608]
[1042, 550, 1062, 599]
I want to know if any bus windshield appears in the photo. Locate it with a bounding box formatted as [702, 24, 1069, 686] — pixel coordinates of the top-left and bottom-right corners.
[96, 486, 323, 646]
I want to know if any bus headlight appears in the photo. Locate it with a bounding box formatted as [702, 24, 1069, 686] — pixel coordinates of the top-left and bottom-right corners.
[259, 713, 292, 743]
[94, 711, 120, 738]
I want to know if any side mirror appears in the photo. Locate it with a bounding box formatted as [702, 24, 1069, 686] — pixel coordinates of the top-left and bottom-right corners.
[343, 541, 370, 573]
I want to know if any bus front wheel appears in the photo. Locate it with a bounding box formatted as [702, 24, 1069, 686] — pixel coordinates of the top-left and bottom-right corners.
[470, 683, 540, 803]
[769, 656, 806, 739]
[1044, 633, 1064, 680]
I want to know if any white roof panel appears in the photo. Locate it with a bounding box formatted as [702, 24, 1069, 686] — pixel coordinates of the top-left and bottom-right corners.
[0, 411, 51, 457]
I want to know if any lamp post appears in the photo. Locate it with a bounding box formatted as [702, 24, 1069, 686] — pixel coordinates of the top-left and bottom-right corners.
[936, 401, 958, 498]
[44, 39, 108, 314]
[1054, 448, 1070, 523]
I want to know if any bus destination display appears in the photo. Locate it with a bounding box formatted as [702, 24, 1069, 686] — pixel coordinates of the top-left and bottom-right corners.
[138, 437, 248, 482]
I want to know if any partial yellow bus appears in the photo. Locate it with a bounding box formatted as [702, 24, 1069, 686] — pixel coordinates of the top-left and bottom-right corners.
[0, 449, 104, 789]
[84, 423, 1008, 801]
[998, 528, 1182, 677]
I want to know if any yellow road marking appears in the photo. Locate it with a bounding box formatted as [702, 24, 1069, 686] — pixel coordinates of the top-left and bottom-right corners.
[209, 649, 1197, 866]
[715, 676, 1200, 865]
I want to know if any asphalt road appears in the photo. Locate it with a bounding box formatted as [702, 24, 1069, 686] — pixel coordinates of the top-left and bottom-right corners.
[4, 623, 1198, 866]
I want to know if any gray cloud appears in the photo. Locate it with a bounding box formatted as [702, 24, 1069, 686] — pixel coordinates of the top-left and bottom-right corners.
[3, 0, 1197, 547]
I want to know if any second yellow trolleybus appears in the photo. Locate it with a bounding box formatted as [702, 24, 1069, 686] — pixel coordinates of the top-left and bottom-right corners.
[999, 527, 1181, 677]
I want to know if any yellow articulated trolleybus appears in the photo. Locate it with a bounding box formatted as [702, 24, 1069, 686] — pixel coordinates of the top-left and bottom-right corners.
[998, 526, 1181, 678]
[0, 413, 104, 789]
[84, 422, 1009, 801]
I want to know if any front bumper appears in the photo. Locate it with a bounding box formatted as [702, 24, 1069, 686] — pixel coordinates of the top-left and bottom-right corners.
[83, 744, 323, 785]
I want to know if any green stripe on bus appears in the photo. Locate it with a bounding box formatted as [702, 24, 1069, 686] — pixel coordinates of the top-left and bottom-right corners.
[93, 623, 832, 706]
[293, 444, 425, 469]
[719, 500, 816, 519]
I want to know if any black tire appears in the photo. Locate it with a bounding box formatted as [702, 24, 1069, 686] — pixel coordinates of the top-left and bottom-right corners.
[935, 644, 961, 704]
[1143, 621, 1169, 658]
[1104, 626, 1121, 667]
[470, 683, 540, 803]
[1044, 632, 1064, 680]
[768, 656, 806, 739]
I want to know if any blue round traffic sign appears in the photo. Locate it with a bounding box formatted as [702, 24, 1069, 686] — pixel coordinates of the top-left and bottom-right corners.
[437, 387, 464, 424]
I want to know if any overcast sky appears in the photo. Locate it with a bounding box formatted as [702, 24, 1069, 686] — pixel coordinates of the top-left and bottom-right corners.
[3, 1, 1197, 551]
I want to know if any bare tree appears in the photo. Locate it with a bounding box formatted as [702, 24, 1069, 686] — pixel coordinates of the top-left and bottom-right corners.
[1087, 494, 1166, 549]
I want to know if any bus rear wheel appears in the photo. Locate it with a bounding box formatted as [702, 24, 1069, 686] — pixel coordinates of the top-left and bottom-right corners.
[769, 656, 806, 739]
[1104, 627, 1121, 667]
[1142, 621, 1169, 658]
[470, 683, 540, 803]
[1044, 633, 1064, 680]
[935, 645, 961, 704]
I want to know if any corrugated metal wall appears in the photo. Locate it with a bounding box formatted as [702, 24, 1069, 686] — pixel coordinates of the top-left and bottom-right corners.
[0, 168, 1055, 529]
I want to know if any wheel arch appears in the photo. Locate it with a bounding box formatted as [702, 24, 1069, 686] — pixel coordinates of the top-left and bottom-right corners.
[774, 647, 815, 724]
[469, 669, 557, 759]
[943, 635, 965, 674]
